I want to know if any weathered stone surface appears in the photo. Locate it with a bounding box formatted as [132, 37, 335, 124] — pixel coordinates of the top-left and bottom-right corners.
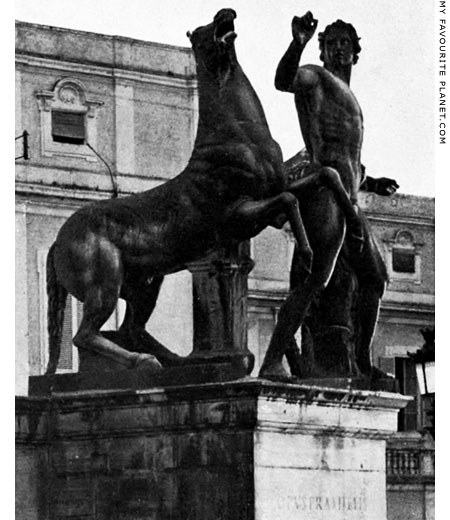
[15, 22, 195, 78]
[16, 380, 409, 520]
[28, 363, 247, 396]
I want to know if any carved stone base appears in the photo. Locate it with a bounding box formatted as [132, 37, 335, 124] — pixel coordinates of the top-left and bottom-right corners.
[28, 363, 248, 396]
[292, 376, 399, 393]
[74, 328, 254, 382]
[17, 379, 410, 520]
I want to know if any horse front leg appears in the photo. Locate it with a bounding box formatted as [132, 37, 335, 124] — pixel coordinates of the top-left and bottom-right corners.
[226, 192, 313, 275]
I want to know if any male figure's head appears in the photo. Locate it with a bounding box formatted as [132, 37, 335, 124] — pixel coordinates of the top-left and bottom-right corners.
[318, 20, 361, 81]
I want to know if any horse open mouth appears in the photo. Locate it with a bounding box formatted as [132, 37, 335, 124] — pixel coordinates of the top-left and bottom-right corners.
[214, 12, 237, 44]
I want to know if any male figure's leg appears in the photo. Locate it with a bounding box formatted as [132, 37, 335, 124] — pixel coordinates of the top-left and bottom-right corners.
[346, 212, 388, 375]
[299, 254, 361, 377]
[259, 187, 346, 378]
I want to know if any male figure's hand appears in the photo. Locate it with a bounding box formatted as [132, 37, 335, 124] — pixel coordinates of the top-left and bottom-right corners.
[292, 11, 318, 46]
[374, 177, 400, 196]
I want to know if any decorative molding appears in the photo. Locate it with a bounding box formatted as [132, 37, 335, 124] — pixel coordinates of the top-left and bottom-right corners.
[15, 181, 113, 203]
[16, 380, 410, 442]
[17, 54, 198, 92]
[383, 291, 434, 306]
[365, 212, 434, 228]
[15, 197, 80, 218]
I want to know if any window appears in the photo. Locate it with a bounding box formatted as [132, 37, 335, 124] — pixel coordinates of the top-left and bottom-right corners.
[379, 353, 427, 432]
[57, 295, 83, 372]
[384, 230, 423, 284]
[35, 78, 102, 160]
[395, 356, 421, 431]
[52, 111, 86, 144]
[392, 248, 415, 273]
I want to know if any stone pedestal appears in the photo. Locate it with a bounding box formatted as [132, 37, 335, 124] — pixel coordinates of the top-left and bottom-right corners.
[16, 379, 409, 520]
[187, 241, 255, 372]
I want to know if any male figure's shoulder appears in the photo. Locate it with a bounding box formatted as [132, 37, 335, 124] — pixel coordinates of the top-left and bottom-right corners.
[295, 64, 338, 90]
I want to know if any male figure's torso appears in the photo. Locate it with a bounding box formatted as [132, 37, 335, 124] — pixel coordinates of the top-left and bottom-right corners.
[294, 64, 364, 200]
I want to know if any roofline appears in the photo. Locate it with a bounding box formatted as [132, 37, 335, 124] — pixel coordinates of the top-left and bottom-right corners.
[15, 19, 192, 54]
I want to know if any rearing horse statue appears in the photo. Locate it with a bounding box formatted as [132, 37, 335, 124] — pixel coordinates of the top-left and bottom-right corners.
[45, 9, 314, 373]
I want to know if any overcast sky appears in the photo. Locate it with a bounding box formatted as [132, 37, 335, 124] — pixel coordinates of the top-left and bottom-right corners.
[15, 0, 435, 196]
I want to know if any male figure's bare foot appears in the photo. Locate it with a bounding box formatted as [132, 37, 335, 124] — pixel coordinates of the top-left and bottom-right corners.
[133, 353, 163, 372]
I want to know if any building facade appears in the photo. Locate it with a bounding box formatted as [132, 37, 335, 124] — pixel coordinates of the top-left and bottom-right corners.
[16, 20, 434, 517]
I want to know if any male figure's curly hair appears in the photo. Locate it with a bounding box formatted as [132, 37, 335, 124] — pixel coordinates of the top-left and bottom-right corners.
[318, 20, 361, 64]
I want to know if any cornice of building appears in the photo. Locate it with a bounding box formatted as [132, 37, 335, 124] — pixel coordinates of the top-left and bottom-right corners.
[383, 290, 435, 307]
[15, 53, 198, 91]
[247, 287, 435, 314]
[365, 212, 435, 228]
[15, 177, 165, 206]
[15, 181, 115, 204]
[358, 192, 435, 226]
[15, 19, 197, 81]
[15, 20, 193, 54]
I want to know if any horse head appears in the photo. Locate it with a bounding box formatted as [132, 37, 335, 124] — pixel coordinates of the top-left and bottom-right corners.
[187, 9, 238, 84]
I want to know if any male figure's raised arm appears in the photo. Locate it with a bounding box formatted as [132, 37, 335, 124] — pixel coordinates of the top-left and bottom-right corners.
[275, 11, 318, 92]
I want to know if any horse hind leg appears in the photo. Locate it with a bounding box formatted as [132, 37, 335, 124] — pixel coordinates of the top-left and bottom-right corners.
[119, 275, 183, 366]
[120, 275, 164, 334]
[74, 283, 161, 370]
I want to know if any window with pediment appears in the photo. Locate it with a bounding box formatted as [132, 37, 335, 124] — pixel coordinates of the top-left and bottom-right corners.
[35, 78, 103, 160]
[384, 230, 423, 284]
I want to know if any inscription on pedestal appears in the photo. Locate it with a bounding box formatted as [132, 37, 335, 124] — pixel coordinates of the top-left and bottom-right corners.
[276, 494, 367, 513]
[256, 469, 381, 520]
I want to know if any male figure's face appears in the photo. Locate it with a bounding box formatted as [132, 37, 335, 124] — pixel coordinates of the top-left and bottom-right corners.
[322, 27, 354, 71]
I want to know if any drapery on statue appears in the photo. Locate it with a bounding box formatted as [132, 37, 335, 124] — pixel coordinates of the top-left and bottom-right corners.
[260, 12, 399, 379]
[46, 9, 359, 374]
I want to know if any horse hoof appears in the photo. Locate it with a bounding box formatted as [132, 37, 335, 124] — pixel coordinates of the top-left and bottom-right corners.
[133, 353, 163, 372]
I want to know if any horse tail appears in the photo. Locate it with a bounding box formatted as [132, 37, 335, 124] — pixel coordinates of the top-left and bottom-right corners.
[45, 243, 68, 374]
